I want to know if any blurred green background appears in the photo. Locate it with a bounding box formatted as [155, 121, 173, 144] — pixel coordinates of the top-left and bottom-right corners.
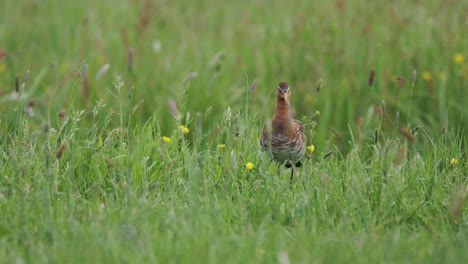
[0, 1, 467, 263]
[1, 0, 466, 149]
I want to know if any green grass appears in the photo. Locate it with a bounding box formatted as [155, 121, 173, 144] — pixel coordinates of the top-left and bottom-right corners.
[0, 0, 467, 263]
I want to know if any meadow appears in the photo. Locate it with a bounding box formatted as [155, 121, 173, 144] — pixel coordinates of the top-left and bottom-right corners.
[0, 0, 467, 263]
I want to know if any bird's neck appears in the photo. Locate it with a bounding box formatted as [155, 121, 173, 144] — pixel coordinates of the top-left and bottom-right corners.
[272, 96, 292, 130]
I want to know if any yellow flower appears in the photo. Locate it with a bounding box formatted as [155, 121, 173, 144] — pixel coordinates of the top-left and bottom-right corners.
[438, 72, 446, 81]
[422, 71, 432, 81]
[162, 136, 171, 143]
[245, 162, 254, 170]
[315, 110, 320, 116]
[179, 125, 189, 134]
[217, 144, 226, 149]
[450, 158, 458, 165]
[0, 63, 5, 73]
[308, 144, 315, 153]
[454, 53, 464, 65]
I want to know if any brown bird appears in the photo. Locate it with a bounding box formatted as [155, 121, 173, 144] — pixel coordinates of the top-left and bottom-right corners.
[261, 81, 306, 181]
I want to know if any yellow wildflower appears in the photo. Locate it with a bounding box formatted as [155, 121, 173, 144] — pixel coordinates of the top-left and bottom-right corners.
[0, 63, 5, 73]
[217, 144, 226, 149]
[308, 144, 315, 153]
[454, 53, 464, 65]
[162, 136, 171, 143]
[450, 158, 458, 165]
[245, 162, 254, 170]
[179, 125, 189, 134]
[422, 71, 432, 81]
[438, 72, 446, 81]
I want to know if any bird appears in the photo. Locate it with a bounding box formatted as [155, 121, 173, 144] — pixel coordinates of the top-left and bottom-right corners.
[261, 81, 306, 181]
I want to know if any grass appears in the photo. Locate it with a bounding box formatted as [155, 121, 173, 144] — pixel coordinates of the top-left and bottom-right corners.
[0, 0, 467, 263]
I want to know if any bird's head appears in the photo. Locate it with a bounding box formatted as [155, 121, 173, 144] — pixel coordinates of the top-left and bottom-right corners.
[277, 81, 291, 109]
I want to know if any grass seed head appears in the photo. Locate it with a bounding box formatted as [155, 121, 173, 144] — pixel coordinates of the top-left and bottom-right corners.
[374, 129, 378, 144]
[323, 151, 334, 159]
[399, 127, 415, 142]
[411, 70, 417, 86]
[15, 76, 19, 93]
[167, 97, 179, 118]
[56, 143, 67, 160]
[250, 79, 257, 92]
[58, 109, 67, 119]
[95, 64, 110, 80]
[381, 100, 386, 118]
[25, 69, 30, 84]
[183, 72, 197, 82]
[368, 68, 375, 86]
[316, 79, 322, 93]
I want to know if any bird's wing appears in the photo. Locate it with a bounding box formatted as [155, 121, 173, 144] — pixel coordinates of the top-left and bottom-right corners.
[294, 119, 305, 133]
[260, 125, 270, 149]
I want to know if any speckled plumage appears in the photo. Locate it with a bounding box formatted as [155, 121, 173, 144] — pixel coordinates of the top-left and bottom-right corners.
[261, 81, 306, 170]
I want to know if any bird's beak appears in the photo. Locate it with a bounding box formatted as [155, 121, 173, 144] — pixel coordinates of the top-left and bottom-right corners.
[283, 93, 290, 109]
